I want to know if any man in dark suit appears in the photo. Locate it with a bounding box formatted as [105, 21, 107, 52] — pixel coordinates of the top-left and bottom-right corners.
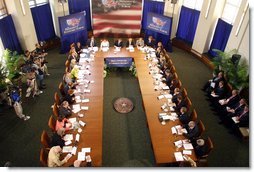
[210, 81, 227, 101]
[58, 101, 72, 118]
[145, 36, 156, 48]
[173, 96, 186, 113]
[183, 121, 200, 141]
[215, 89, 240, 112]
[86, 36, 97, 47]
[178, 107, 190, 126]
[126, 38, 135, 47]
[194, 138, 208, 158]
[114, 38, 123, 48]
[163, 69, 173, 87]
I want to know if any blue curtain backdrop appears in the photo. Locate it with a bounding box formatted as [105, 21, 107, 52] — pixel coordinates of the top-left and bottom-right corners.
[208, 18, 233, 57]
[0, 15, 22, 53]
[31, 4, 56, 42]
[176, 6, 200, 44]
[142, 0, 172, 52]
[68, 0, 92, 31]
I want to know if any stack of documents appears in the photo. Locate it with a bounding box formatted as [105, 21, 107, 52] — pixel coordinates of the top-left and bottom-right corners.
[174, 152, 184, 161]
[72, 104, 81, 113]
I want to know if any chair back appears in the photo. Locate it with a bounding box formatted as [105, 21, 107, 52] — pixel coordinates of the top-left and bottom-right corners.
[58, 82, 66, 97]
[206, 137, 214, 156]
[182, 88, 188, 99]
[190, 109, 198, 121]
[41, 130, 51, 149]
[197, 120, 205, 137]
[65, 60, 70, 68]
[167, 59, 173, 68]
[40, 148, 49, 167]
[170, 65, 176, 74]
[48, 115, 56, 132]
[176, 80, 182, 89]
[53, 103, 59, 118]
[173, 73, 179, 81]
[185, 97, 192, 111]
[54, 92, 61, 106]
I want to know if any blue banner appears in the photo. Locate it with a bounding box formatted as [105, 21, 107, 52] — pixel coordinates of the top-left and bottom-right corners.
[146, 12, 172, 35]
[105, 57, 133, 67]
[59, 12, 86, 36]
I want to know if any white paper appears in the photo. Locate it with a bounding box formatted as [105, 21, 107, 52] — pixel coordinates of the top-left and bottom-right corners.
[164, 94, 172, 99]
[86, 155, 92, 162]
[79, 120, 86, 127]
[81, 106, 89, 110]
[68, 117, 77, 124]
[162, 86, 169, 90]
[162, 115, 171, 120]
[82, 99, 90, 103]
[183, 143, 194, 150]
[78, 152, 86, 161]
[65, 140, 72, 146]
[75, 134, 80, 142]
[174, 140, 182, 147]
[64, 153, 72, 161]
[72, 109, 81, 114]
[183, 150, 192, 155]
[82, 147, 91, 153]
[210, 82, 215, 88]
[232, 116, 239, 123]
[171, 127, 177, 134]
[157, 95, 164, 100]
[169, 107, 175, 111]
[75, 99, 81, 103]
[174, 152, 184, 161]
[171, 112, 178, 117]
[84, 89, 91, 93]
[62, 146, 73, 153]
[63, 134, 73, 141]
[71, 146, 77, 155]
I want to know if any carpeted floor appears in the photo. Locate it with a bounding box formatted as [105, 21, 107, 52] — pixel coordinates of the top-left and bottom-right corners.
[0, 45, 249, 167]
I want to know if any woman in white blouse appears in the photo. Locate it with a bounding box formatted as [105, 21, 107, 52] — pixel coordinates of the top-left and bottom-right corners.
[100, 38, 109, 51]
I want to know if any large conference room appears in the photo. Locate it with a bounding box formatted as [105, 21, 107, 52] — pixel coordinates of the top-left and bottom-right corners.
[0, 0, 250, 168]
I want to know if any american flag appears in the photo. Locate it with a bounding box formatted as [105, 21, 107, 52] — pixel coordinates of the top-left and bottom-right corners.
[92, 0, 142, 37]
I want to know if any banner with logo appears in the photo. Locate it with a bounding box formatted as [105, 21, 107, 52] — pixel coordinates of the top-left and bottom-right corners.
[105, 57, 133, 67]
[146, 12, 172, 35]
[59, 12, 86, 36]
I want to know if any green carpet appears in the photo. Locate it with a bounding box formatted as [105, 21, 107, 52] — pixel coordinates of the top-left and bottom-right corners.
[169, 47, 249, 167]
[102, 69, 155, 167]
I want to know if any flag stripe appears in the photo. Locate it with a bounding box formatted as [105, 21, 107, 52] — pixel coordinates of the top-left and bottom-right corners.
[93, 23, 140, 30]
[93, 15, 141, 20]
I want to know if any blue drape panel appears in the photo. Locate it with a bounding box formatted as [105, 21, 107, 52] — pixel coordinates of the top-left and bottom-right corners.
[60, 30, 87, 54]
[141, 0, 172, 52]
[176, 6, 200, 44]
[31, 4, 56, 42]
[68, 0, 92, 31]
[208, 18, 233, 57]
[0, 15, 22, 53]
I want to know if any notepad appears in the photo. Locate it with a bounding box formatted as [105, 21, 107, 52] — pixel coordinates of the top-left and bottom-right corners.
[75, 133, 80, 142]
[63, 134, 73, 141]
[164, 94, 172, 99]
[183, 143, 194, 150]
[78, 152, 86, 161]
[183, 150, 192, 155]
[174, 140, 182, 147]
[82, 147, 91, 153]
[232, 117, 239, 123]
[62, 146, 73, 153]
[162, 86, 170, 90]
[65, 140, 72, 146]
[79, 120, 86, 127]
[174, 152, 184, 161]
[82, 99, 90, 103]
[71, 146, 77, 155]
[171, 127, 177, 134]
[81, 106, 89, 110]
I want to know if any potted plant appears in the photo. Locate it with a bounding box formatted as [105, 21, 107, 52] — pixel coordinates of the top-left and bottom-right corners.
[212, 49, 249, 90]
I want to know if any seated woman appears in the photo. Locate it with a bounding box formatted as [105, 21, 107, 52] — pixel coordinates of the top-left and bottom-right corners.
[145, 35, 156, 48]
[55, 115, 72, 131]
[48, 146, 69, 167]
[58, 101, 72, 118]
[136, 37, 144, 48]
[75, 42, 82, 55]
[100, 38, 110, 51]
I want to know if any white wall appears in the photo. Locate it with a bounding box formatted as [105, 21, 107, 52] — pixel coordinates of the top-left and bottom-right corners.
[225, 0, 249, 62]
[238, 22, 249, 63]
[49, 0, 69, 37]
[164, 0, 183, 40]
[191, 0, 225, 54]
[5, 0, 38, 51]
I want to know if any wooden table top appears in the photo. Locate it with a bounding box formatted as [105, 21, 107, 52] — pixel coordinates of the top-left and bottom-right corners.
[62, 47, 196, 167]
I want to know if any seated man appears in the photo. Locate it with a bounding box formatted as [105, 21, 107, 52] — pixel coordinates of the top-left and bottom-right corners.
[173, 96, 186, 113]
[75, 42, 82, 55]
[63, 82, 75, 104]
[136, 37, 144, 48]
[50, 128, 65, 148]
[178, 107, 190, 126]
[145, 35, 156, 48]
[48, 146, 68, 167]
[114, 38, 123, 48]
[210, 81, 227, 101]
[216, 89, 240, 110]
[86, 36, 97, 47]
[193, 138, 208, 158]
[126, 38, 135, 47]
[231, 105, 249, 127]
[203, 71, 225, 93]
[172, 88, 182, 104]
[163, 69, 173, 87]
[183, 121, 200, 141]
[58, 101, 72, 118]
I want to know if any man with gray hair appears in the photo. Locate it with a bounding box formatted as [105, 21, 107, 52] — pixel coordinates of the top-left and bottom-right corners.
[183, 121, 199, 140]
